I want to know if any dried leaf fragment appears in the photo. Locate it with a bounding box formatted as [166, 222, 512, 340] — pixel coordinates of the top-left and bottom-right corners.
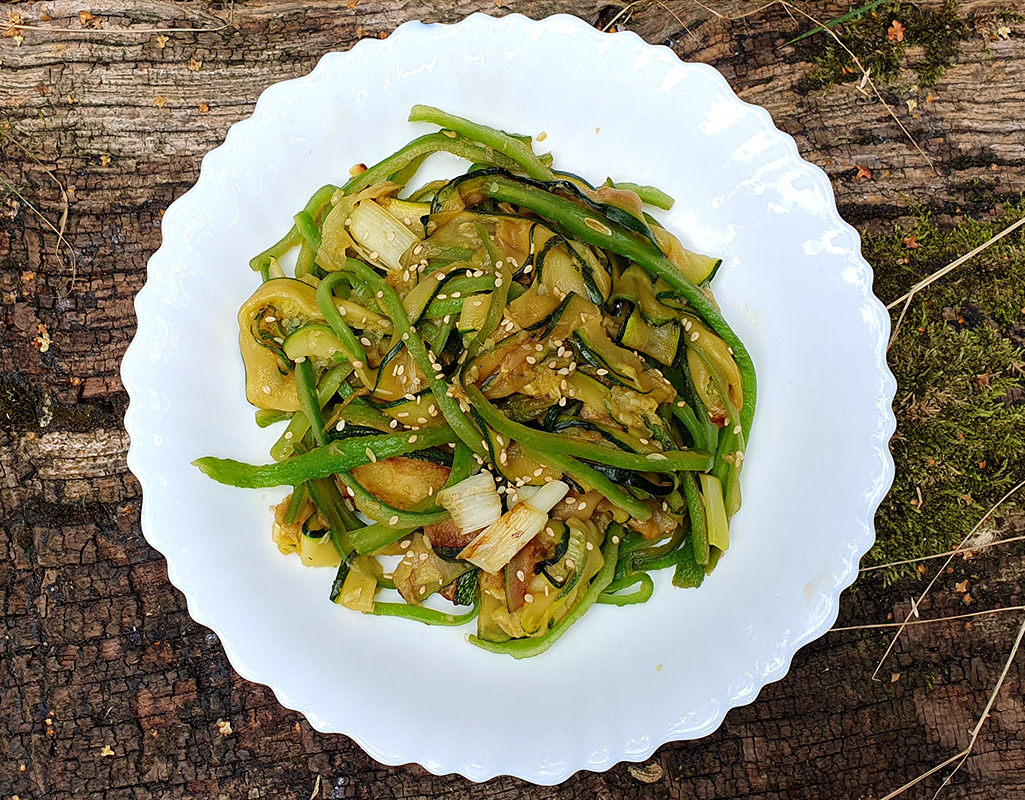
[198, 102, 210, 114]
[188, 57, 203, 71]
[155, 34, 169, 49]
[217, 719, 233, 737]
[99, 745, 115, 757]
[954, 579, 968, 593]
[153, 96, 167, 108]
[4, 10, 24, 36]
[902, 234, 920, 249]
[888, 20, 906, 42]
[855, 164, 873, 181]
[628, 761, 665, 783]
[100, 155, 111, 167]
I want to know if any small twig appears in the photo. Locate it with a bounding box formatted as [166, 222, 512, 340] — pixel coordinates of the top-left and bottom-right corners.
[601, 1, 648, 32]
[308, 775, 321, 800]
[885, 214, 1025, 342]
[875, 613, 1025, 800]
[832, 606, 1025, 632]
[871, 478, 1025, 681]
[6, 1, 235, 36]
[861, 534, 1025, 572]
[0, 129, 78, 295]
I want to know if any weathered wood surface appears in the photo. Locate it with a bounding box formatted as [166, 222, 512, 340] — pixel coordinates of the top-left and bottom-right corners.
[2, 1, 1024, 798]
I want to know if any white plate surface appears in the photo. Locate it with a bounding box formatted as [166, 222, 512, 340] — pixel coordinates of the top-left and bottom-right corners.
[121, 12, 897, 784]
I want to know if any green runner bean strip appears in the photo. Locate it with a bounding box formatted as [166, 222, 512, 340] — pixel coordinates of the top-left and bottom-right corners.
[193, 426, 458, 488]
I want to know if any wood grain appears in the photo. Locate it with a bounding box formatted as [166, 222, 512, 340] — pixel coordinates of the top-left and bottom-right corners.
[2, 1, 1024, 797]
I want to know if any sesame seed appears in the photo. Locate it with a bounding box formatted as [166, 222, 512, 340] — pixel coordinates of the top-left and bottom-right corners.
[544, 584, 550, 596]
[263, 386, 272, 394]
[360, 337, 372, 346]
[436, 273, 445, 281]
[586, 542, 594, 551]
[386, 231, 396, 242]
[612, 535, 620, 545]
[409, 435, 418, 443]
[405, 393, 416, 400]
[273, 336, 284, 344]
[419, 585, 427, 595]
[264, 315, 276, 323]
[419, 552, 429, 561]
[494, 277, 503, 288]
[389, 419, 398, 428]
[400, 539, 412, 549]
[523, 264, 533, 274]
[472, 299, 484, 307]
[437, 293, 448, 300]
[293, 356, 306, 364]
[336, 420, 346, 430]
[690, 331, 700, 341]
[366, 448, 377, 462]
[352, 360, 364, 369]
[402, 332, 409, 340]
[369, 251, 380, 261]
[413, 245, 423, 255]
[443, 315, 451, 324]
[544, 475, 554, 482]
[596, 368, 608, 376]
[639, 438, 649, 445]
[396, 364, 405, 376]
[558, 397, 567, 407]
[566, 559, 576, 569]
[550, 361, 559, 369]
[577, 501, 587, 511]
[451, 292, 461, 299]
[284, 431, 293, 440]
[397, 411, 409, 418]
[526, 356, 537, 365]
[516, 570, 525, 581]
[533, 468, 544, 477]
[646, 453, 669, 461]
[403, 218, 412, 226]
[677, 401, 686, 408]
[733, 424, 743, 434]
[389, 515, 399, 525]
[524, 593, 534, 603]
[428, 404, 437, 415]
[345, 218, 352, 227]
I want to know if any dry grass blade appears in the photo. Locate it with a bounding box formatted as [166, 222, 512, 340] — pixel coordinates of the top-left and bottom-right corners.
[0, 129, 78, 296]
[6, 0, 235, 36]
[871, 478, 1025, 681]
[861, 534, 1025, 572]
[875, 613, 1025, 800]
[886, 214, 1025, 343]
[832, 606, 1025, 632]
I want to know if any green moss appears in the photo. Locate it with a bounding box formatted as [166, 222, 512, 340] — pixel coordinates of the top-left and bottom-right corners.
[0, 374, 40, 428]
[805, 1, 967, 90]
[863, 201, 1025, 583]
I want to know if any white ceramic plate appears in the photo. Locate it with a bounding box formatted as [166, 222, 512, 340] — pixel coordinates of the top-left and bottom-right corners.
[121, 12, 896, 784]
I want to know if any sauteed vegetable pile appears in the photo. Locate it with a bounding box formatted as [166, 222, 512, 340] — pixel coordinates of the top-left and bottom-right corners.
[194, 106, 756, 658]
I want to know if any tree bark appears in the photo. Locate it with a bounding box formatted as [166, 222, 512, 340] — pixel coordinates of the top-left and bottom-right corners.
[2, 1, 1024, 798]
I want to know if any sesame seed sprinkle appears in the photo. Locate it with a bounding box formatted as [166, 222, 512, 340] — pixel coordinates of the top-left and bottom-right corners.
[365, 447, 377, 462]
[389, 515, 399, 526]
